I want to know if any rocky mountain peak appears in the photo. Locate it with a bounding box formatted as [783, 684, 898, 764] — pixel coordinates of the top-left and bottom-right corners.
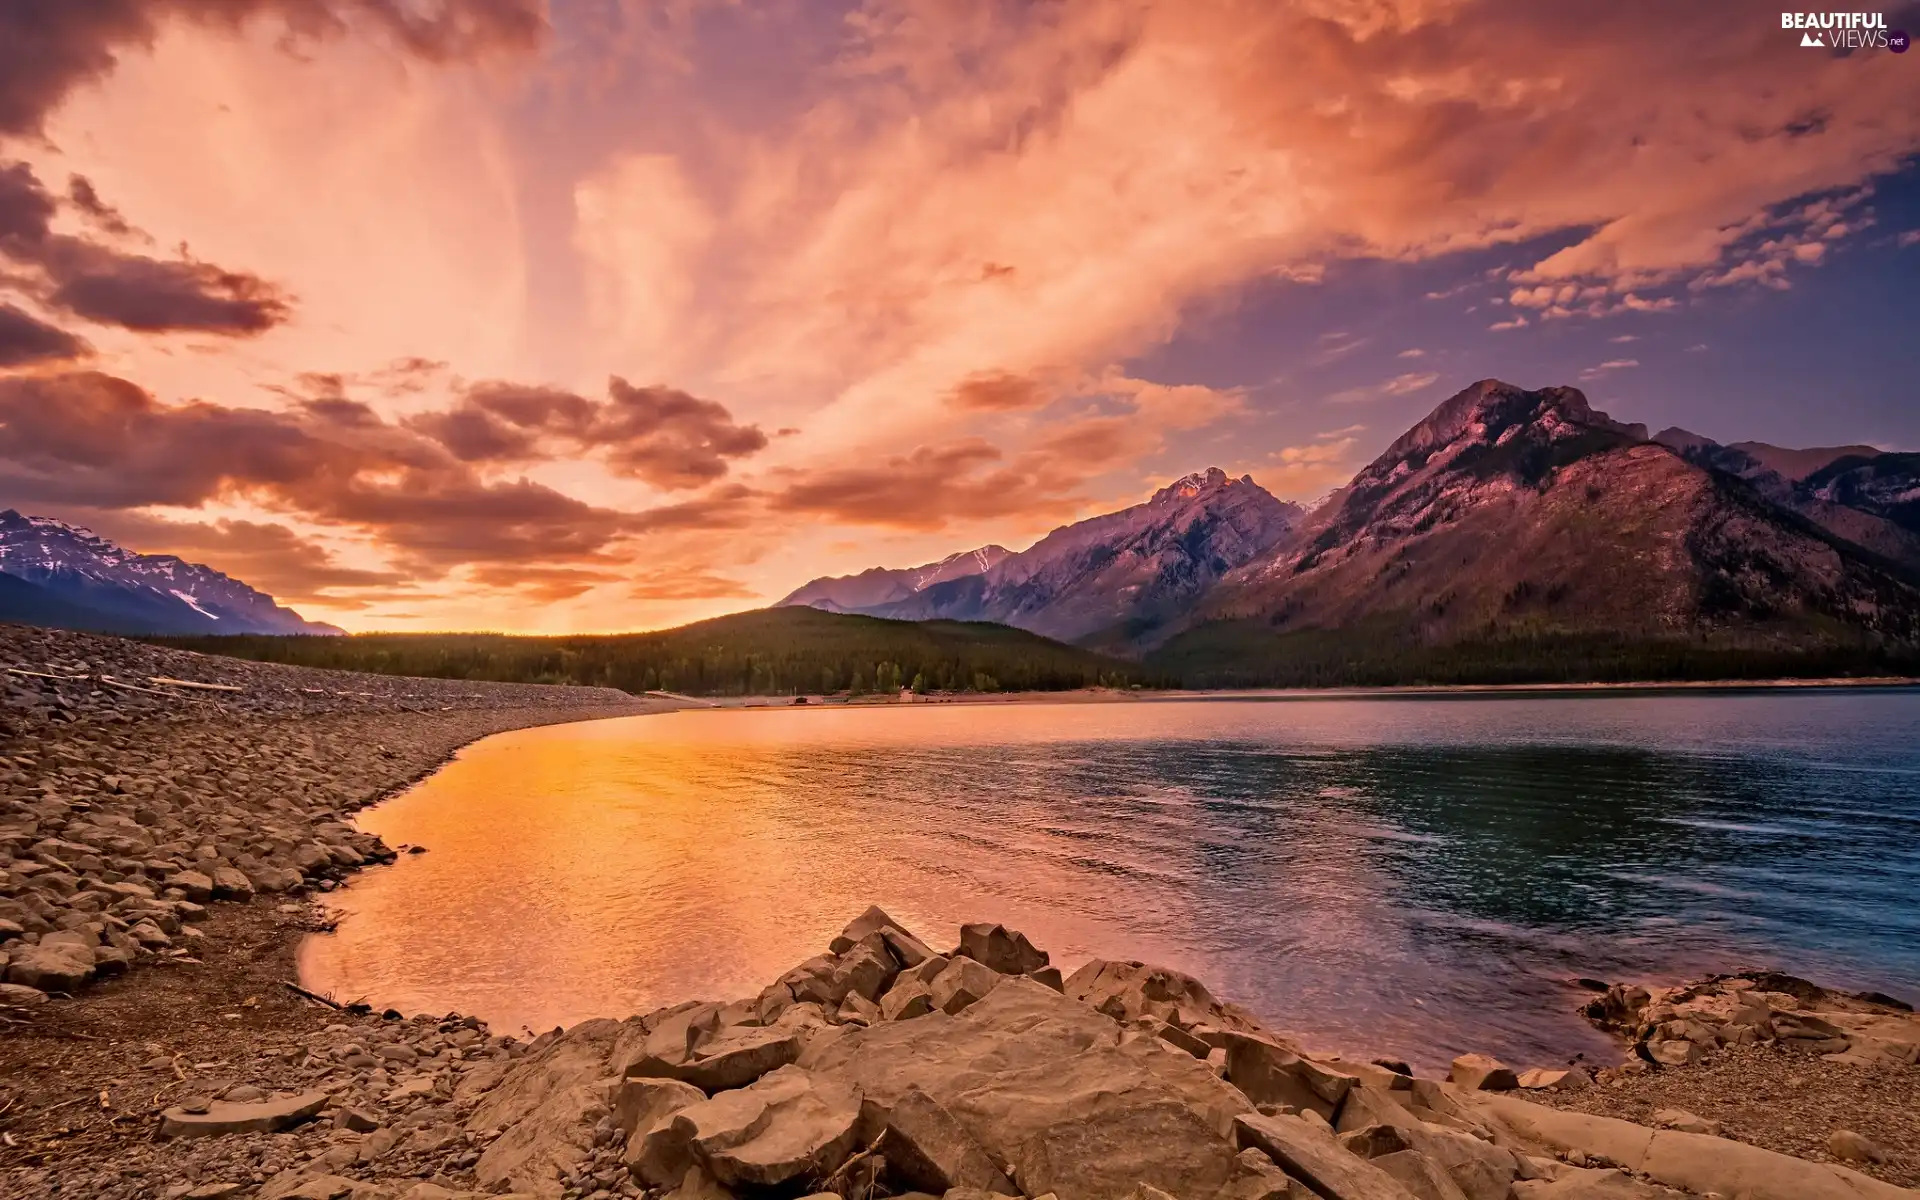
[0, 509, 340, 635]
[1151, 467, 1238, 505]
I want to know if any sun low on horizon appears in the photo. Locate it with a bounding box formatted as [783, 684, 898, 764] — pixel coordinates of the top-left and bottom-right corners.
[1, 0, 1917, 634]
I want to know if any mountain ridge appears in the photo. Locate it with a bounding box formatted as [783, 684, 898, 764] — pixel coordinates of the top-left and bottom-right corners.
[783, 467, 1303, 647]
[792, 379, 1920, 679]
[0, 510, 341, 636]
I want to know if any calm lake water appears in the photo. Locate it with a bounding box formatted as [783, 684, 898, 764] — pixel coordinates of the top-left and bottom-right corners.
[298, 691, 1920, 1071]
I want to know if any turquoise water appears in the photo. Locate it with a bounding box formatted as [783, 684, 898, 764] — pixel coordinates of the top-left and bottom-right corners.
[301, 689, 1920, 1072]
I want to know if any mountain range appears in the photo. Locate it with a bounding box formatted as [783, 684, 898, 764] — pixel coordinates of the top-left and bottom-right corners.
[0, 511, 340, 636]
[783, 379, 1920, 680]
[6, 377, 1917, 683]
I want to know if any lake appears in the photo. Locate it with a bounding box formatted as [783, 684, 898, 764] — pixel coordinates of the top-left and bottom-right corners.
[297, 690, 1920, 1072]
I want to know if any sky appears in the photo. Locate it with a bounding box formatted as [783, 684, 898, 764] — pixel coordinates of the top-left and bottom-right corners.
[0, 0, 1917, 634]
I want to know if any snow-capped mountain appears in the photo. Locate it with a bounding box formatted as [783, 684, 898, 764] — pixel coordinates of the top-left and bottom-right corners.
[777, 545, 1014, 614]
[782, 468, 1304, 647]
[0, 510, 341, 636]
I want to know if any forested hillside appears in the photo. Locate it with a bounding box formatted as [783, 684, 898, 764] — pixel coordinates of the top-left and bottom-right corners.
[151, 607, 1151, 696]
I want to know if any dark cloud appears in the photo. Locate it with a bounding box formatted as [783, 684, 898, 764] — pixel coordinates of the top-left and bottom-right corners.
[67, 175, 132, 236]
[0, 303, 89, 366]
[768, 438, 1091, 530]
[600, 379, 770, 488]
[627, 572, 757, 602]
[0, 161, 292, 336]
[36, 238, 292, 333]
[465, 563, 623, 602]
[947, 370, 1049, 411]
[0, 0, 548, 137]
[408, 376, 769, 489]
[0, 369, 758, 575]
[0, 163, 56, 242]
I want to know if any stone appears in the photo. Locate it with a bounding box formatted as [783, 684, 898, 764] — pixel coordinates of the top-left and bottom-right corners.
[181, 1185, 248, 1200]
[1651, 1109, 1721, 1137]
[1062, 959, 1266, 1038]
[871, 1086, 1018, 1195]
[210, 865, 255, 898]
[838, 989, 883, 1026]
[928, 957, 1002, 1015]
[1026, 967, 1065, 992]
[4, 940, 93, 992]
[830, 931, 902, 1004]
[336, 1106, 381, 1132]
[1340, 1123, 1414, 1158]
[1464, 1091, 1894, 1200]
[1215, 1147, 1312, 1200]
[701, 1067, 864, 1190]
[1221, 1033, 1354, 1121]
[469, 1017, 623, 1195]
[663, 1163, 739, 1200]
[671, 1026, 805, 1093]
[955, 923, 1049, 976]
[158, 1091, 331, 1138]
[256, 1175, 358, 1200]
[802, 978, 1253, 1200]
[614, 1075, 706, 1139]
[1509, 1167, 1683, 1198]
[171, 869, 215, 901]
[829, 904, 911, 954]
[1232, 1112, 1423, 1200]
[1447, 1054, 1517, 1091]
[1373, 1149, 1473, 1200]
[881, 977, 937, 1022]
[0, 982, 48, 1005]
[1154, 1020, 1212, 1059]
[1516, 1068, 1588, 1092]
[633, 1069, 802, 1187]
[1771, 1011, 1847, 1041]
[1643, 1039, 1699, 1067]
[1826, 1129, 1884, 1163]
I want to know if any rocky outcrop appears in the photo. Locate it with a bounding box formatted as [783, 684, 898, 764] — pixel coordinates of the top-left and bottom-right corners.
[1578, 971, 1920, 1069]
[343, 914, 1920, 1200]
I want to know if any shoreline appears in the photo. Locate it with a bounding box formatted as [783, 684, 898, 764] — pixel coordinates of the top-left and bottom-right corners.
[5, 623, 1918, 1197]
[668, 676, 1920, 712]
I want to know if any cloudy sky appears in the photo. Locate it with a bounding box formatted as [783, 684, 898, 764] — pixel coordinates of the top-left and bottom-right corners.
[1, 0, 1917, 633]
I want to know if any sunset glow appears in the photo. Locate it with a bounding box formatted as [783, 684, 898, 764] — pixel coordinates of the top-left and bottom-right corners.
[3, 0, 1916, 632]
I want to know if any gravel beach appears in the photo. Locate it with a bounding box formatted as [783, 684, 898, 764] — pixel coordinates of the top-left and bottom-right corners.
[2, 622, 1916, 1200]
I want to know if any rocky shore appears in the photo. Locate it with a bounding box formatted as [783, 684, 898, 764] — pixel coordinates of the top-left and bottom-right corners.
[3, 623, 1917, 1200]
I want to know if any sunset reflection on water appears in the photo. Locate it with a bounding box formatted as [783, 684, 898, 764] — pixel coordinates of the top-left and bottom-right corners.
[298, 692, 1920, 1069]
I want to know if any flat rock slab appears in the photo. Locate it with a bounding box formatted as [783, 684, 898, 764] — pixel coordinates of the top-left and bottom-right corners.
[159, 1091, 330, 1139]
[802, 977, 1253, 1200]
[1233, 1112, 1422, 1200]
[1464, 1092, 1914, 1200]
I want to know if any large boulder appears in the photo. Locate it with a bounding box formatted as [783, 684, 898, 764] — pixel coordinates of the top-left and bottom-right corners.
[1062, 960, 1270, 1041]
[1232, 1112, 1422, 1200]
[4, 940, 94, 992]
[158, 1092, 330, 1139]
[880, 977, 936, 1022]
[800, 977, 1254, 1200]
[613, 1077, 706, 1139]
[831, 905, 937, 967]
[469, 1018, 624, 1197]
[631, 1065, 861, 1192]
[869, 1086, 1018, 1195]
[929, 958, 1002, 1015]
[1221, 1033, 1356, 1121]
[955, 923, 1049, 976]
